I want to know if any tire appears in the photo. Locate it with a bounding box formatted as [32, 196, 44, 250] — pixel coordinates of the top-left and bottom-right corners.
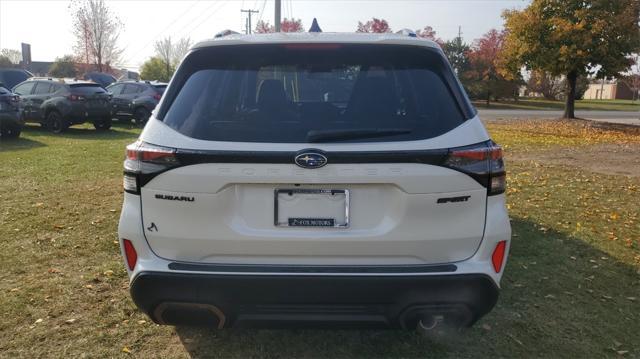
[134, 107, 151, 125]
[46, 111, 68, 134]
[93, 117, 112, 131]
[0, 123, 22, 139]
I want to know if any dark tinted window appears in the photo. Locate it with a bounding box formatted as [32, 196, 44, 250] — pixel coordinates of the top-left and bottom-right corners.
[33, 82, 52, 95]
[123, 84, 140, 94]
[160, 44, 470, 143]
[13, 82, 35, 95]
[152, 84, 167, 93]
[0, 70, 31, 89]
[107, 84, 124, 95]
[69, 83, 107, 94]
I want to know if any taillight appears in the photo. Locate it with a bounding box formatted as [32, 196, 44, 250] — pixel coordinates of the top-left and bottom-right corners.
[445, 141, 506, 195]
[153, 93, 162, 101]
[123, 141, 178, 194]
[491, 240, 507, 273]
[67, 94, 85, 101]
[122, 239, 138, 270]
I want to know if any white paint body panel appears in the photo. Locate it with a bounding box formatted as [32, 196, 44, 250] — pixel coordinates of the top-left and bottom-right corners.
[118, 33, 511, 287]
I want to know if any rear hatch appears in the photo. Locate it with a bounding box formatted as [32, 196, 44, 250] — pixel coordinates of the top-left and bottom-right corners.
[129, 43, 503, 266]
[69, 83, 110, 110]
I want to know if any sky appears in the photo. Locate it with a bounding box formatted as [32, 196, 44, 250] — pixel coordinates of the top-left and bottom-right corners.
[0, 0, 530, 71]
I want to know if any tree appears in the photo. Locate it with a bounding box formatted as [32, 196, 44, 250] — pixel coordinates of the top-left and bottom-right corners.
[619, 54, 640, 101]
[463, 29, 521, 105]
[254, 18, 304, 33]
[0, 56, 13, 68]
[49, 55, 78, 78]
[153, 36, 192, 81]
[442, 36, 470, 76]
[501, 0, 640, 118]
[71, 0, 123, 72]
[415, 26, 443, 45]
[0, 49, 21, 65]
[140, 57, 171, 82]
[527, 70, 564, 100]
[356, 18, 391, 33]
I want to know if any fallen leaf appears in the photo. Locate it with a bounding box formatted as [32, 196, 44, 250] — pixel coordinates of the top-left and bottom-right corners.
[65, 318, 76, 324]
[122, 346, 131, 354]
[34, 318, 43, 324]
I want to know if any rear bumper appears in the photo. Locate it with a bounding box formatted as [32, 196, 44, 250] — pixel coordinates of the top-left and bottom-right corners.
[130, 270, 499, 329]
[0, 111, 21, 126]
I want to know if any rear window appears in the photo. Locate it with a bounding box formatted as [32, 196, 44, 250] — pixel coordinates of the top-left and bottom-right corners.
[0, 70, 31, 89]
[70, 83, 107, 94]
[160, 44, 471, 143]
[152, 84, 167, 94]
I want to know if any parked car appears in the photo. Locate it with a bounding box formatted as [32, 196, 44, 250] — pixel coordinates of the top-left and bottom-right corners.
[83, 71, 117, 88]
[0, 83, 22, 139]
[106, 80, 167, 124]
[12, 78, 112, 133]
[0, 68, 33, 90]
[118, 32, 511, 332]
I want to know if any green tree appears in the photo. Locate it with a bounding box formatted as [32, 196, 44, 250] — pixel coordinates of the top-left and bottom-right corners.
[140, 57, 171, 82]
[501, 0, 640, 118]
[49, 55, 78, 78]
[442, 36, 470, 76]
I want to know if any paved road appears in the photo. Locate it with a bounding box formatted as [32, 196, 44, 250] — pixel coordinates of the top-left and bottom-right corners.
[478, 109, 640, 126]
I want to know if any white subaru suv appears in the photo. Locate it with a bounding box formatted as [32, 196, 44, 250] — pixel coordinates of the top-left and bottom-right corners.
[118, 32, 511, 331]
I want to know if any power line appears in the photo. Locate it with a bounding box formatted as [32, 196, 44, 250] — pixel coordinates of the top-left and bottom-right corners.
[123, 0, 201, 66]
[183, 1, 229, 37]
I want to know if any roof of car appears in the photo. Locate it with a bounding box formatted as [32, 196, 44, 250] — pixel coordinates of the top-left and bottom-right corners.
[192, 32, 440, 50]
[109, 80, 167, 85]
[26, 77, 98, 85]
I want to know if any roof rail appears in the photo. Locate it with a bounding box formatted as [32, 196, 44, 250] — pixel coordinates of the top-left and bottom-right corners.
[215, 29, 240, 38]
[396, 29, 417, 38]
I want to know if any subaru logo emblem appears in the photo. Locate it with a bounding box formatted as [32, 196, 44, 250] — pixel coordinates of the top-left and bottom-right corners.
[295, 151, 328, 169]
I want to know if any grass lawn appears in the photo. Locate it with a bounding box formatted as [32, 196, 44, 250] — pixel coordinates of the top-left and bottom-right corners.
[473, 98, 640, 112]
[1, 120, 639, 358]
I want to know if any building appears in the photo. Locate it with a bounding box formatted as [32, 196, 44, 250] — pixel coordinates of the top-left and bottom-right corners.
[583, 80, 635, 100]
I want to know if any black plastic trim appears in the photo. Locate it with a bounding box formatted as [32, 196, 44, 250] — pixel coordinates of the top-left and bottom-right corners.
[130, 271, 499, 329]
[168, 262, 457, 274]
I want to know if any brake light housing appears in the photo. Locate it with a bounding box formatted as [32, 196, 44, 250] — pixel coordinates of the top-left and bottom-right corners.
[123, 141, 179, 194]
[67, 94, 85, 101]
[445, 141, 506, 195]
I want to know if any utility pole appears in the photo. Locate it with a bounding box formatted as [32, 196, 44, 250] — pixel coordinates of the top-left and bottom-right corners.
[241, 9, 259, 34]
[274, 0, 281, 32]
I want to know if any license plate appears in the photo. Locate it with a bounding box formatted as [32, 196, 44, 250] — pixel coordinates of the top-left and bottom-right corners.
[274, 189, 349, 228]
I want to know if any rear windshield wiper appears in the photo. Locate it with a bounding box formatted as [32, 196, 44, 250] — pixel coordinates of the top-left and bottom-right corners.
[306, 128, 412, 143]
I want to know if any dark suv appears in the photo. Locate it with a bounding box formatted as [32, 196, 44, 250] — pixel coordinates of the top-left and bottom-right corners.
[0, 83, 21, 139]
[12, 78, 112, 133]
[106, 81, 167, 124]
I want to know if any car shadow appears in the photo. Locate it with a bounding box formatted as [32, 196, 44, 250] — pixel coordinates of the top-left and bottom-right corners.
[20, 122, 138, 141]
[0, 136, 46, 151]
[171, 218, 640, 358]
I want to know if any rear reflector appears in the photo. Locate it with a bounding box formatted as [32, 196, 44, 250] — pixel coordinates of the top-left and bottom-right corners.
[491, 241, 507, 273]
[123, 239, 138, 270]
